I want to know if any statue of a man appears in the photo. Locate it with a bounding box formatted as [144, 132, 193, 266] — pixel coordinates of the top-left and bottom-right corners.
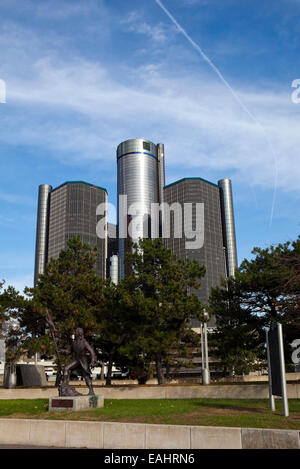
[44, 311, 97, 397]
[60, 327, 97, 396]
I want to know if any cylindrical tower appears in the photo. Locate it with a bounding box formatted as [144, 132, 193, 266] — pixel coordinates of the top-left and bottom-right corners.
[157, 143, 165, 207]
[157, 143, 165, 237]
[34, 184, 52, 285]
[117, 138, 162, 279]
[109, 255, 119, 284]
[218, 178, 238, 278]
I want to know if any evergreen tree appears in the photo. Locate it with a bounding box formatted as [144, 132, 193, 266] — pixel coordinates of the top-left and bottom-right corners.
[93, 279, 143, 385]
[0, 282, 25, 362]
[209, 277, 265, 376]
[209, 237, 300, 375]
[12, 237, 105, 381]
[121, 238, 206, 384]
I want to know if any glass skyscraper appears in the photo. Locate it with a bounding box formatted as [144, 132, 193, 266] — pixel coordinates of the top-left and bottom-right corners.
[164, 177, 238, 323]
[34, 181, 107, 284]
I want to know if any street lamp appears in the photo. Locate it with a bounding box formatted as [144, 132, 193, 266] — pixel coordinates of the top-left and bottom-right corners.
[201, 309, 210, 385]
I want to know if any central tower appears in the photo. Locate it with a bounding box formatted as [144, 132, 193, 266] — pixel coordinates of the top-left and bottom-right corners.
[117, 138, 165, 279]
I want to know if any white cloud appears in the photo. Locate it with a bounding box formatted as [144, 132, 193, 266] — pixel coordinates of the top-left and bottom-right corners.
[5, 62, 299, 190]
[0, 17, 299, 197]
[121, 8, 177, 45]
[128, 21, 172, 43]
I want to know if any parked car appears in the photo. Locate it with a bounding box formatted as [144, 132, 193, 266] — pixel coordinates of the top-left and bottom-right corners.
[111, 369, 131, 379]
[44, 367, 56, 378]
[111, 370, 122, 379]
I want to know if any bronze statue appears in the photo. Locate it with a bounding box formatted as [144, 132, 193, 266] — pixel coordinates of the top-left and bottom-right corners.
[45, 311, 97, 397]
[60, 327, 97, 396]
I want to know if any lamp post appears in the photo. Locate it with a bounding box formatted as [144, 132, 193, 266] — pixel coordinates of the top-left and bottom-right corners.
[201, 309, 210, 385]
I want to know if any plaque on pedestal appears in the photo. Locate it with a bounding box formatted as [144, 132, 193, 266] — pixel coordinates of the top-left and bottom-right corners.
[49, 395, 104, 412]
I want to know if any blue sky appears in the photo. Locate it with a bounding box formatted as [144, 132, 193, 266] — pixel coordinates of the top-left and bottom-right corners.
[0, 0, 299, 292]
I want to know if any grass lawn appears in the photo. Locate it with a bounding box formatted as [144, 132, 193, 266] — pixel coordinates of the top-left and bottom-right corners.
[0, 398, 300, 430]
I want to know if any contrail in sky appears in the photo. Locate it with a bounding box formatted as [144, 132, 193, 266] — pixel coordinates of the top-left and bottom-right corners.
[155, 0, 278, 228]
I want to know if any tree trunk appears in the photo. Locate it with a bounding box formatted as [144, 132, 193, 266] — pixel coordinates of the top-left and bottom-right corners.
[105, 352, 114, 386]
[100, 361, 105, 381]
[165, 360, 170, 381]
[137, 375, 148, 385]
[55, 366, 62, 387]
[155, 351, 166, 385]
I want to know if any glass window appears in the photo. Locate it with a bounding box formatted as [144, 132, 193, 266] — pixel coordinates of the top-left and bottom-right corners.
[143, 141, 151, 151]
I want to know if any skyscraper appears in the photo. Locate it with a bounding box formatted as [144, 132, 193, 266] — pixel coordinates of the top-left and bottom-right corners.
[34, 181, 107, 283]
[34, 184, 52, 286]
[218, 178, 238, 278]
[107, 222, 118, 283]
[163, 177, 238, 322]
[116, 140, 238, 299]
[117, 138, 165, 279]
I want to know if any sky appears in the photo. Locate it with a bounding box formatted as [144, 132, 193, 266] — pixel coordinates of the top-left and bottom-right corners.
[0, 0, 299, 293]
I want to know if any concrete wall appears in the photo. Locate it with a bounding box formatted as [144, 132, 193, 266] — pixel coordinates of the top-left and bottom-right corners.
[218, 372, 300, 383]
[1, 383, 300, 400]
[0, 419, 299, 449]
[18, 365, 48, 387]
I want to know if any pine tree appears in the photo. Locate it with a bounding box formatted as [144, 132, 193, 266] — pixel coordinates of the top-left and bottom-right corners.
[121, 238, 206, 384]
[209, 237, 300, 375]
[15, 237, 105, 381]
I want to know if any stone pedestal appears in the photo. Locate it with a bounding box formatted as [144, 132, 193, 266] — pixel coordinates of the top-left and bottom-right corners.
[49, 395, 104, 412]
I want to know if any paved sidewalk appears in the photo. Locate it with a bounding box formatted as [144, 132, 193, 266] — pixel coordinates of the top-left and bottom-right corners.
[0, 445, 52, 448]
[0, 444, 74, 449]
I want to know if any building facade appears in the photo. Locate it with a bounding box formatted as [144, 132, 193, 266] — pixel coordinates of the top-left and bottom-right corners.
[34, 181, 107, 283]
[115, 139, 238, 304]
[218, 178, 238, 278]
[163, 177, 238, 325]
[34, 184, 52, 286]
[107, 222, 118, 282]
[117, 138, 165, 279]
